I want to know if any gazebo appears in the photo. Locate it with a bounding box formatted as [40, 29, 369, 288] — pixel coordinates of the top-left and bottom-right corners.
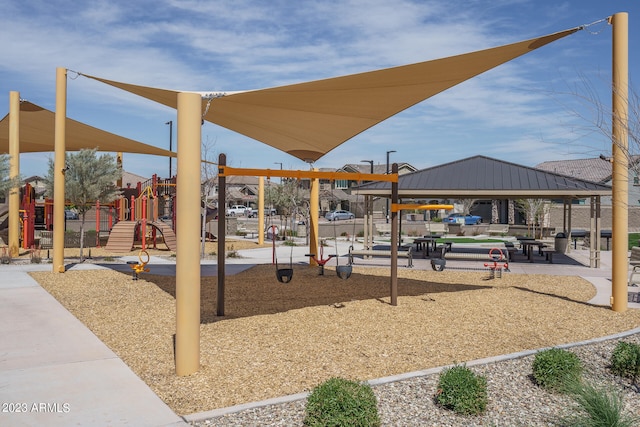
[356, 156, 612, 268]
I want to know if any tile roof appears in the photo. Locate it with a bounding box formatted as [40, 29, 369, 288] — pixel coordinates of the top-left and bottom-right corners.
[535, 158, 611, 183]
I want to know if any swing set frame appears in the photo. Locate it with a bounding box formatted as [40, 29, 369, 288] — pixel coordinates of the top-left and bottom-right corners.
[216, 154, 399, 315]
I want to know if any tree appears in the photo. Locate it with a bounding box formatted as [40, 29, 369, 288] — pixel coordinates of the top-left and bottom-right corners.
[0, 154, 21, 196]
[457, 198, 477, 215]
[559, 77, 640, 202]
[265, 179, 307, 241]
[45, 149, 121, 261]
[515, 198, 548, 238]
[200, 137, 218, 258]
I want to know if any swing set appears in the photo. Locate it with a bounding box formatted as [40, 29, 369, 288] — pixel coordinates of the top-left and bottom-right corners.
[215, 156, 398, 314]
[220, 164, 396, 282]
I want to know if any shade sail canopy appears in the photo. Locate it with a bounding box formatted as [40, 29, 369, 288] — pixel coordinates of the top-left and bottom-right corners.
[82, 26, 580, 162]
[0, 101, 176, 157]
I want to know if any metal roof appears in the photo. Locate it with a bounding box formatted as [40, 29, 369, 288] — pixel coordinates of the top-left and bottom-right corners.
[356, 155, 612, 199]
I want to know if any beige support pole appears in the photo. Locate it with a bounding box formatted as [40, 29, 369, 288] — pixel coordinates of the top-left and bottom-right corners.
[309, 169, 319, 267]
[610, 12, 629, 312]
[258, 177, 265, 245]
[8, 91, 20, 258]
[53, 68, 67, 273]
[175, 92, 202, 375]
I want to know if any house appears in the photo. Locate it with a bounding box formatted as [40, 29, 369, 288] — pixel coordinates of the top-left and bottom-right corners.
[535, 156, 640, 206]
[535, 155, 640, 230]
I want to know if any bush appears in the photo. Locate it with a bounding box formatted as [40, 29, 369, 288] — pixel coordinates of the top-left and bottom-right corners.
[304, 377, 380, 427]
[610, 341, 640, 381]
[561, 381, 639, 427]
[532, 348, 582, 392]
[435, 365, 488, 415]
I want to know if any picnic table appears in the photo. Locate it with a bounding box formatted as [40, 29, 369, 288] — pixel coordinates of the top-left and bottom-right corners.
[520, 240, 548, 262]
[414, 236, 440, 255]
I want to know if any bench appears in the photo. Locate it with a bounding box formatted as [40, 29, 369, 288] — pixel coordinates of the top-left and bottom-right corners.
[425, 223, 448, 235]
[541, 247, 556, 263]
[487, 224, 509, 236]
[237, 222, 259, 238]
[629, 247, 640, 286]
[348, 246, 413, 267]
[430, 246, 509, 272]
[375, 223, 391, 236]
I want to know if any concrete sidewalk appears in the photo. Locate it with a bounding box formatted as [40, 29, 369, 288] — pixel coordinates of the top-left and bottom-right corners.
[0, 264, 187, 427]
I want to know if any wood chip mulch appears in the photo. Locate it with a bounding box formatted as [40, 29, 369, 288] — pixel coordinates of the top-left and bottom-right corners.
[30, 246, 640, 416]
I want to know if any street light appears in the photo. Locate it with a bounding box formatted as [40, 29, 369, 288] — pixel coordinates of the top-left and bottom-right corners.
[274, 162, 283, 183]
[360, 160, 374, 174]
[386, 150, 396, 223]
[166, 121, 173, 178]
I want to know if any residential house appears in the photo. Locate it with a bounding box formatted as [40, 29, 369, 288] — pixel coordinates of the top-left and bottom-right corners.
[535, 156, 640, 230]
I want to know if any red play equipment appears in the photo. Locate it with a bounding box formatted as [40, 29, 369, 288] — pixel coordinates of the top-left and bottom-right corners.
[104, 174, 177, 253]
[305, 240, 336, 275]
[484, 247, 510, 278]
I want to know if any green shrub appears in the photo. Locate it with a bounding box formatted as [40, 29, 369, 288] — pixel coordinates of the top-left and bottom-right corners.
[532, 348, 582, 393]
[610, 341, 640, 381]
[560, 381, 639, 427]
[435, 365, 488, 415]
[304, 377, 380, 427]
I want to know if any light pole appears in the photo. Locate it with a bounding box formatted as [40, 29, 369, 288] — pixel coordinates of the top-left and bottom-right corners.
[360, 160, 374, 174]
[274, 162, 283, 183]
[386, 150, 396, 223]
[166, 121, 173, 178]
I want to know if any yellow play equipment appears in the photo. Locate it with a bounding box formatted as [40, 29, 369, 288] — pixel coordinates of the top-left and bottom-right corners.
[128, 249, 150, 280]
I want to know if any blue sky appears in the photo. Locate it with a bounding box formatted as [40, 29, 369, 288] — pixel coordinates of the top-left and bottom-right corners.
[1, 0, 638, 179]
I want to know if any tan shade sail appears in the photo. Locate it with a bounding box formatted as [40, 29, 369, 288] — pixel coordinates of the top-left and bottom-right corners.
[82, 27, 580, 162]
[0, 101, 176, 157]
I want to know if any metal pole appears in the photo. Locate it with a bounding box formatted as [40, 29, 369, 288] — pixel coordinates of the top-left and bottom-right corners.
[53, 68, 67, 273]
[175, 92, 202, 375]
[166, 120, 173, 178]
[217, 153, 227, 315]
[610, 12, 629, 312]
[274, 162, 283, 183]
[360, 160, 373, 174]
[386, 150, 395, 223]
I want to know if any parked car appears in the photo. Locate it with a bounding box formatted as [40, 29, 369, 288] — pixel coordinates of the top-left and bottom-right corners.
[248, 208, 277, 218]
[64, 210, 79, 220]
[226, 205, 250, 216]
[325, 210, 355, 221]
[442, 213, 482, 225]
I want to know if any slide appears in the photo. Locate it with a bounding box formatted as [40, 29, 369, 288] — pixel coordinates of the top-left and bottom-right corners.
[148, 221, 177, 251]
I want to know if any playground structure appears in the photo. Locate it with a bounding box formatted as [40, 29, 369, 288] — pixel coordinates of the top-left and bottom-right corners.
[5, 175, 184, 254]
[104, 174, 179, 253]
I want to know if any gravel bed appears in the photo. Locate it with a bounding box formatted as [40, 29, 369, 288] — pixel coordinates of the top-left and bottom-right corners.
[191, 335, 640, 426]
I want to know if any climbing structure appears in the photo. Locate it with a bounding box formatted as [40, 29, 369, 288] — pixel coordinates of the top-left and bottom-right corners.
[105, 174, 177, 253]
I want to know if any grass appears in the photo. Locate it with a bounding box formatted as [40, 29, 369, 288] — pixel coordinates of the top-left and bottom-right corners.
[561, 381, 639, 427]
[629, 233, 640, 250]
